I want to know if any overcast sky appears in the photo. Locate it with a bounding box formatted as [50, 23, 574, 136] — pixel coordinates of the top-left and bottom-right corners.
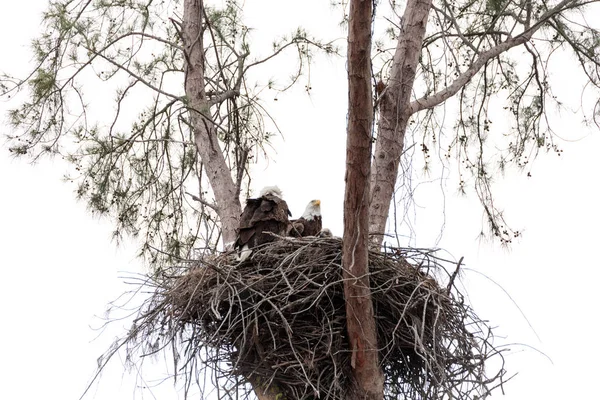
[1, 1, 599, 399]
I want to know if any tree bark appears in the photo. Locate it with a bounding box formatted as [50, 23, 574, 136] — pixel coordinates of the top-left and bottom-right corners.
[367, 0, 560, 243]
[182, 0, 241, 247]
[368, 0, 433, 244]
[343, 0, 384, 398]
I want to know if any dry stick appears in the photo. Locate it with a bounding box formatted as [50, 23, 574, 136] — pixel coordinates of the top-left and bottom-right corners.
[446, 256, 464, 295]
[103, 239, 508, 400]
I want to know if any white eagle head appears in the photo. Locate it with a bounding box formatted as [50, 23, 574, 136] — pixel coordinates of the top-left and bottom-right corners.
[259, 185, 283, 199]
[301, 199, 321, 219]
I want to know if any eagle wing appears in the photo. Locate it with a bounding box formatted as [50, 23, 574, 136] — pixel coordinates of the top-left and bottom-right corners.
[288, 219, 305, 237]
[264, 194, 290, 223]
[235, 194, 291, 250]
[288, 216, 322, 237]
[302, 216, 323, 236]
[238, 198, 261, 229]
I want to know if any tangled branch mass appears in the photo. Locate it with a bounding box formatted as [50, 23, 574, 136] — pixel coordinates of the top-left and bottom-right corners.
[115, 236, 506, 399]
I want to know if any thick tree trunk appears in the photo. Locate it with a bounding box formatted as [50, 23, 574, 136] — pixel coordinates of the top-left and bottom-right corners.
[182, 4, 272, 397]
[368, 0, 433, 244]
[343, 0, 384, 398]
[182, 0, 241, 247]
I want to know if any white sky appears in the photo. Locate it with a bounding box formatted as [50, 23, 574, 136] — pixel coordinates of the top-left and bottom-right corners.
[1, 1, 599, 399]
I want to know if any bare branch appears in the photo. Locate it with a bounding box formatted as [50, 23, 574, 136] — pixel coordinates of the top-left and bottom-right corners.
[86, 48, 182, 100]
[431, 4, 480, 54]
[127, 31, 183, 50]
[411, 0, 584, 113]
[208, 88, 240, 105]
[185, 191, 219, 212]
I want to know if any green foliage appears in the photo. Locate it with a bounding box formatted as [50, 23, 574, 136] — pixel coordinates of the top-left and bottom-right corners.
[372, 0, 600, 243]
[1, 0, 336, 269]
[486, 0, 506, 15]
[29, 69, 57, 101]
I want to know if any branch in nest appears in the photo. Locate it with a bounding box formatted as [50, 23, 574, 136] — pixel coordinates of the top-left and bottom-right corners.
[100, 237, 507, 400]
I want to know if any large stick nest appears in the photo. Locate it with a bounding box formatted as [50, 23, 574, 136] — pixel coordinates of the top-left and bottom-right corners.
[117, 236, 506, 399]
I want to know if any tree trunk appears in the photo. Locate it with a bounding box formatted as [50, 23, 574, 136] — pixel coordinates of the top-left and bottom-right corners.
[182, 0, 241, 247]
[182, 6, 280, 400]
[343, 0, 384, 398]
[368, 0, 433, 244]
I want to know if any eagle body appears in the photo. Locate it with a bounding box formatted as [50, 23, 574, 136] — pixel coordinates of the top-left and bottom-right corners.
[289, 199, 322, 237]
[235, 187, 291, 261]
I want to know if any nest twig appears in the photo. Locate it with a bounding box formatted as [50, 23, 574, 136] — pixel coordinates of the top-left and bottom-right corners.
[97, 237, 507, 399]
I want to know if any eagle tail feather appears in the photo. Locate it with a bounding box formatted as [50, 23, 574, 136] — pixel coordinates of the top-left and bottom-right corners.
[236, 244, 252, 262]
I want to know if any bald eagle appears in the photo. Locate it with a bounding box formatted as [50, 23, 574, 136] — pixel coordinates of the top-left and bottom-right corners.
[289, 199, 322, 237]
[235, 186, 291, 261]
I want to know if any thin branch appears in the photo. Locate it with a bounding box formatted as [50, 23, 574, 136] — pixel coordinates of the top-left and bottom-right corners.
[127, 31, 183, 51]
[432, 4, 479, 54]
[89, 49, 182, 100]
[411, 0, 582, 113]
[185, 191, 219, 212]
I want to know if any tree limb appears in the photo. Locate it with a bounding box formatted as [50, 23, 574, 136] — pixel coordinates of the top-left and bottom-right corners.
[411, 0, 582, 113]
[185, 191, 219, 212]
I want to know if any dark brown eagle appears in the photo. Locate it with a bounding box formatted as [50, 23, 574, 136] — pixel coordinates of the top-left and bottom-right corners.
[234, 186, 291, 261]
[289, 199, 322, 237]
